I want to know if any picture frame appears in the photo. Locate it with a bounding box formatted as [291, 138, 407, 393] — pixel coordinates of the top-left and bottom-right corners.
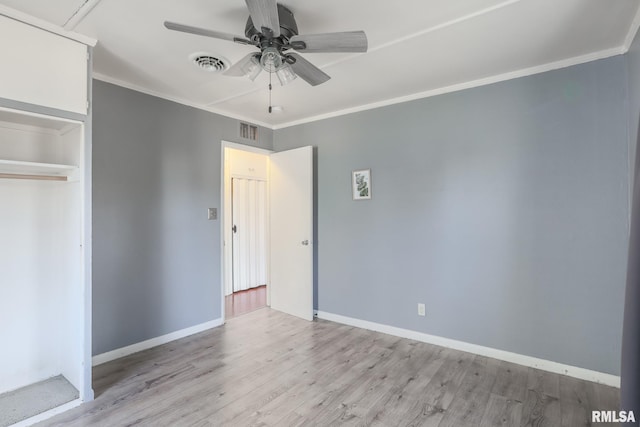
[352, 169, 371, 200]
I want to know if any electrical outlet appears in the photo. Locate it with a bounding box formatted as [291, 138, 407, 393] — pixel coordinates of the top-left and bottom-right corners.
[208, 208, 217, 220]
[418, 303, 426, 317]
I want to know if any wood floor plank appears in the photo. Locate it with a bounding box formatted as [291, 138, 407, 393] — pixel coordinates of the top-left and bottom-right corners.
[396, 350, 476, 427]
[479, 393, 523, 426]
[33, 309, 620, 427]
[526, 368, 560, 399]
[363, 345, 450, 427]
[230, 330, 392, 426]
[559, 374, 594, 426]
[102, 320, 358, 426]
[45, 311, 344, 427]
[491, 361, 529, 402]
[560, 401, 590, 427]
[294, 339, 415, 425]
[437, 355, 501, 427]
[206, 331, 391, 426]
[520, 389, 560, 427]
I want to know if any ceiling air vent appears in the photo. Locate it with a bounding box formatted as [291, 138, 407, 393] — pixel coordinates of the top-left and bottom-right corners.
[190, 53, 228, 73]
[240, 122, 258, 141]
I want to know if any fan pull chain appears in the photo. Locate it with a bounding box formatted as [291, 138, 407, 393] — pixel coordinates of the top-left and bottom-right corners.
[268, 72, 273, 114]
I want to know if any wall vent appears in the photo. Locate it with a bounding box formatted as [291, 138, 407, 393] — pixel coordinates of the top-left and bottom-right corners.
[239, 122, 258, 141]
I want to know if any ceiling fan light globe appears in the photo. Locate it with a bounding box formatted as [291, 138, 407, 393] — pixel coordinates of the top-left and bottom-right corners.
[276, 63, 297, 86]
[260, 47, 282, 73]
[247, 65, 262, 81]
[240, 55, 262, 80]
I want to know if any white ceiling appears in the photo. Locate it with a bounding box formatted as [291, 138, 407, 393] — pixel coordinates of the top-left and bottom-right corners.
[1, 0, 639, 128]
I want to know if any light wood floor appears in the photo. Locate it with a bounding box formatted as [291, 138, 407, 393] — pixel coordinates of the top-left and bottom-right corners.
[37, 308, 619, 426]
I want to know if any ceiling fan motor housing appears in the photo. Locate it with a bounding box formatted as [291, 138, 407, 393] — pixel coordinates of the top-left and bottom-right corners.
[245, 4, 298, 46]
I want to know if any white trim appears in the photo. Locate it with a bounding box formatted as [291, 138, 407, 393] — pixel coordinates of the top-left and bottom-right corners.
[0, 106, 83, 126]
[273, 47, 624, 130]
[316, 311, 621, 388]
[220, 144, 227, 320]
[10, 398, 82, 427]
[92, 73, 273, 129]
[623, 4, 640, 53]
[0, 5, 96, 46]
[92, 318, 224, 366]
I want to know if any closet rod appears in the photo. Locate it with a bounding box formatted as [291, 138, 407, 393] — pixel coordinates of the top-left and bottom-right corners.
[0, 173, 67, 181]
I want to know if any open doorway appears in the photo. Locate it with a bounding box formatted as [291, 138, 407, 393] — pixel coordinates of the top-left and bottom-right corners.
[221, 142, 314, 323]
[221, 142, 272, 320]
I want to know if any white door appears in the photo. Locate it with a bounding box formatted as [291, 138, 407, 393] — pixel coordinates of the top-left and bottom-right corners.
[269, 146, 313, 321]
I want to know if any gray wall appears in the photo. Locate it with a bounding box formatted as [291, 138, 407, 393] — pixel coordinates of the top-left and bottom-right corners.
[275, 57, 629, 375]
[621, 30, 640, 416]
[92, 80, 273, 355]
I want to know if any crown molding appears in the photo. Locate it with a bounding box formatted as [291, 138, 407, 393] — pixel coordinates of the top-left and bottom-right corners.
[272, 46, 625, 130]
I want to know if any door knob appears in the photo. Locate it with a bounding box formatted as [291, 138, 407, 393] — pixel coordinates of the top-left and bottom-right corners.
[301, 240, 309, 246]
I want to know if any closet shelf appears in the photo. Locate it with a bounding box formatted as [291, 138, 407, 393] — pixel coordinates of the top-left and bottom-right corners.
[0, 159, 78, 181]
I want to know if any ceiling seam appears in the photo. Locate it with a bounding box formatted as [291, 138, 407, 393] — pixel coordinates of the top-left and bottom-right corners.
[206, 87, 265, 107]
[63, 0, 103, 30]
[357, 0, 525, 57]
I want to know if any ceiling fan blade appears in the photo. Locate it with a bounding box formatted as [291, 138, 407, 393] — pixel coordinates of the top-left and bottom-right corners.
[288, 53, 330, 86]
[224, 53, 260, 77]
[164, 21, 250, 44]
[245, 0, 280, 37]
[290, 31, 368, 53]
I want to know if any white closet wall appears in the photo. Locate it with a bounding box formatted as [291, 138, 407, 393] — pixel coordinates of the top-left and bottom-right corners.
[0, 115, 84, 395]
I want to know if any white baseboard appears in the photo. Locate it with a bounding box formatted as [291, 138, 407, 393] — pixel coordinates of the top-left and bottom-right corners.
[92, 318, 224, 366]
[11, 398, 82, 427]
[316, 311, 620, 388]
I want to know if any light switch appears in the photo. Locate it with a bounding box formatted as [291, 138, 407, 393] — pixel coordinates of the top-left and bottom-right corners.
[208, 208, 217, 220]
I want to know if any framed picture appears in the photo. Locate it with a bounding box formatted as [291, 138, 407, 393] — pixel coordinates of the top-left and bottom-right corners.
[352, 169, 371, 200]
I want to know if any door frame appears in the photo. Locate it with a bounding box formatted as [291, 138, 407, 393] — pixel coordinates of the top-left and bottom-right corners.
[220, 141, 273, 322]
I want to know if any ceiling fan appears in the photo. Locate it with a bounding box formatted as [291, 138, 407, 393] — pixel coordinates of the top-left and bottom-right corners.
[164, 0, 368, 87]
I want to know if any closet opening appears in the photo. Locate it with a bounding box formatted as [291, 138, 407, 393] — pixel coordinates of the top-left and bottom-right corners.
[0, 107, 91, 425]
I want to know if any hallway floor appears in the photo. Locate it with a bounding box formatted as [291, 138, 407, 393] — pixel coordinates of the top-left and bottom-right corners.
[225, 285, 266, 319]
